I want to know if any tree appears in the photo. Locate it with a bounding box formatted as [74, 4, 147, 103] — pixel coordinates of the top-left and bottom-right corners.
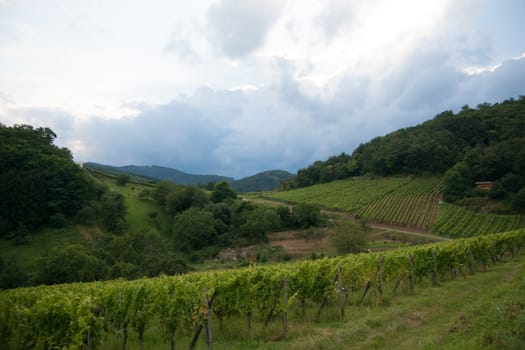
[331, 220, 368, 254]
[210, 181, 237, 203]
[35, 244, 106, 285]
[99, 192, 127, 233]
[512, 188, 525, 213]
[237, 207, 281, 241]
[116, 174, 131, 186]
[0, 124, 95, 235]
[171, 208, 217, 251]
[276, 205, 295, 228]
[443, 162, 473, 202]
[293, 204, 322, 228]
[165, 186, 208, 216]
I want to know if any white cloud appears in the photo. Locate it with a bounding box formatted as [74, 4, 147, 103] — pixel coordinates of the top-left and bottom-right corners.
[1, 0, 524, 177]
[206, 0, 285, 58]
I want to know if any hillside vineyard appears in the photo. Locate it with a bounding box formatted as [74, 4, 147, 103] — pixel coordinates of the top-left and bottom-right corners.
[1, 229, 524, 349]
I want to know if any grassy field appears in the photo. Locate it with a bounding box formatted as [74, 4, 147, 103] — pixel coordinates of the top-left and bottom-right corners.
[99, 177, 172, 236]
[0, 226, 84, 271]
[93, 252, 525, 350]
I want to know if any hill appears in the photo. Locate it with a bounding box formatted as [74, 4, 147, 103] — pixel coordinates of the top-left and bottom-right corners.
[86, 162, 293, 192]
[85, 162, 233, 185]
[283, 97, 525, 212]
[231, 170, 294, 192]
[0, 124, 97, 234]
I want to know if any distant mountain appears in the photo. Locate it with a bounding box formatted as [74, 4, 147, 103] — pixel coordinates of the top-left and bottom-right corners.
[231, 170, 294, 193]
[84, 163, 233, 185]
[85, 162, 294, 192]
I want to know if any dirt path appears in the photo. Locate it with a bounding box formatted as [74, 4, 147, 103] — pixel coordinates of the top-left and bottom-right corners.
[76, 225, 102, 242]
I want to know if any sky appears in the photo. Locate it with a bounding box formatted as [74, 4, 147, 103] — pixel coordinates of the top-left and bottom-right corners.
[1, 0, 525, 179]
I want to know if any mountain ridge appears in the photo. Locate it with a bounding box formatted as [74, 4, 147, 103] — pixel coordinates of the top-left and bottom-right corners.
[84, 162, 294, 192]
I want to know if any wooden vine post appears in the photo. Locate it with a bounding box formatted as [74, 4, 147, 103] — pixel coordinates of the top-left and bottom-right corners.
[189, 290, 216, 350]
[282, 279, 288, 334]
[378, 256, 384, 296]
[409, 254, 414, 293]
[467, 247, 474, 275]
[431, 249, 437, 286]
[337, 264, 345, 319]
[492, 242, 498, 265]
[205, 288, 213, 350]
[316, 268, 341, 319]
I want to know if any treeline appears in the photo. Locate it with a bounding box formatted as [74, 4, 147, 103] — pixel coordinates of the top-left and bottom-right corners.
[0, 124, 108, 236]
[140, 180, 324, 251]
[282, 97, 525, 211]
[0, 124, 136, 238]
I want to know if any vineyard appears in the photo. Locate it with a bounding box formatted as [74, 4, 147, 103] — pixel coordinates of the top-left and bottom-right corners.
[432, 202, 525, 238]
[1, 229, 524, 350]
[356, 177, 443, 230]
[266, 177, 412, 212]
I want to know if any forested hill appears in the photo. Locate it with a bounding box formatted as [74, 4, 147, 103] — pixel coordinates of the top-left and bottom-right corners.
[231, 170, 294, 192]
[86, 163, 293, 192]
[0, 125, 98, 234]
[283, 97, 525, 204]
[85, 163, 233, 186]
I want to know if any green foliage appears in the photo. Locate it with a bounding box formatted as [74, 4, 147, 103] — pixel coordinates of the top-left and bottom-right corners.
[331, 220, 368, 254]
[231, 170, 294, 192]
[293, 203, 322, 228]
[285, 98, 525, 205]
[236, 207, 281, 241]
[165, 185, 209, 215]
[211, 181, 237, 203]
[115, 173, 131, 186]
[3, 229, 524, 349]
[357, 177, 443, 229]
[172, 207, 217, 251]
[282, 152, 356, 189]
[269, 177, 412, 212]
[512, 188, 525, 213]
[432, 202, 525, 237]
[0, 124, 97, 235]
[99, 191, 127, 233]
[276, 205, 295, 229]
[35, 244, 106, 284]
[443, 162, 473, 202]
[0, 257, 28, 289]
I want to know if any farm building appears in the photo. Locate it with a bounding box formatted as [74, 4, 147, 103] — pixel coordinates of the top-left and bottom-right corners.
[475, 181, 492, 190]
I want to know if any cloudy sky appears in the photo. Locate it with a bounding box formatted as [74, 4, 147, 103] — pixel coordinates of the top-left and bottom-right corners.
[1, 0, 525, 178]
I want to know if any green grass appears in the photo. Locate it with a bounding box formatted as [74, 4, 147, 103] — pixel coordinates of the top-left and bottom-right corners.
[103, 179, 172, 236]
[0, 226, 84, 271]
[0, 177, 171, 280]
[97, 253, 525, 349]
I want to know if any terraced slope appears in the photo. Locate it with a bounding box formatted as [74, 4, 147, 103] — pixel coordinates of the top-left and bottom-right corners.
[356, 177, 443, 230]
[266, 177, 412, 212]
[432, 202, 525, 237]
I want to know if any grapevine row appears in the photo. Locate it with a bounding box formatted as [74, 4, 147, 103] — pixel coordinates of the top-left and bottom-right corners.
[356, 178, 443, 229]
[1, 229, 524, 349]
[266, 177, 411, 212]
[432, 203, 525, 237]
